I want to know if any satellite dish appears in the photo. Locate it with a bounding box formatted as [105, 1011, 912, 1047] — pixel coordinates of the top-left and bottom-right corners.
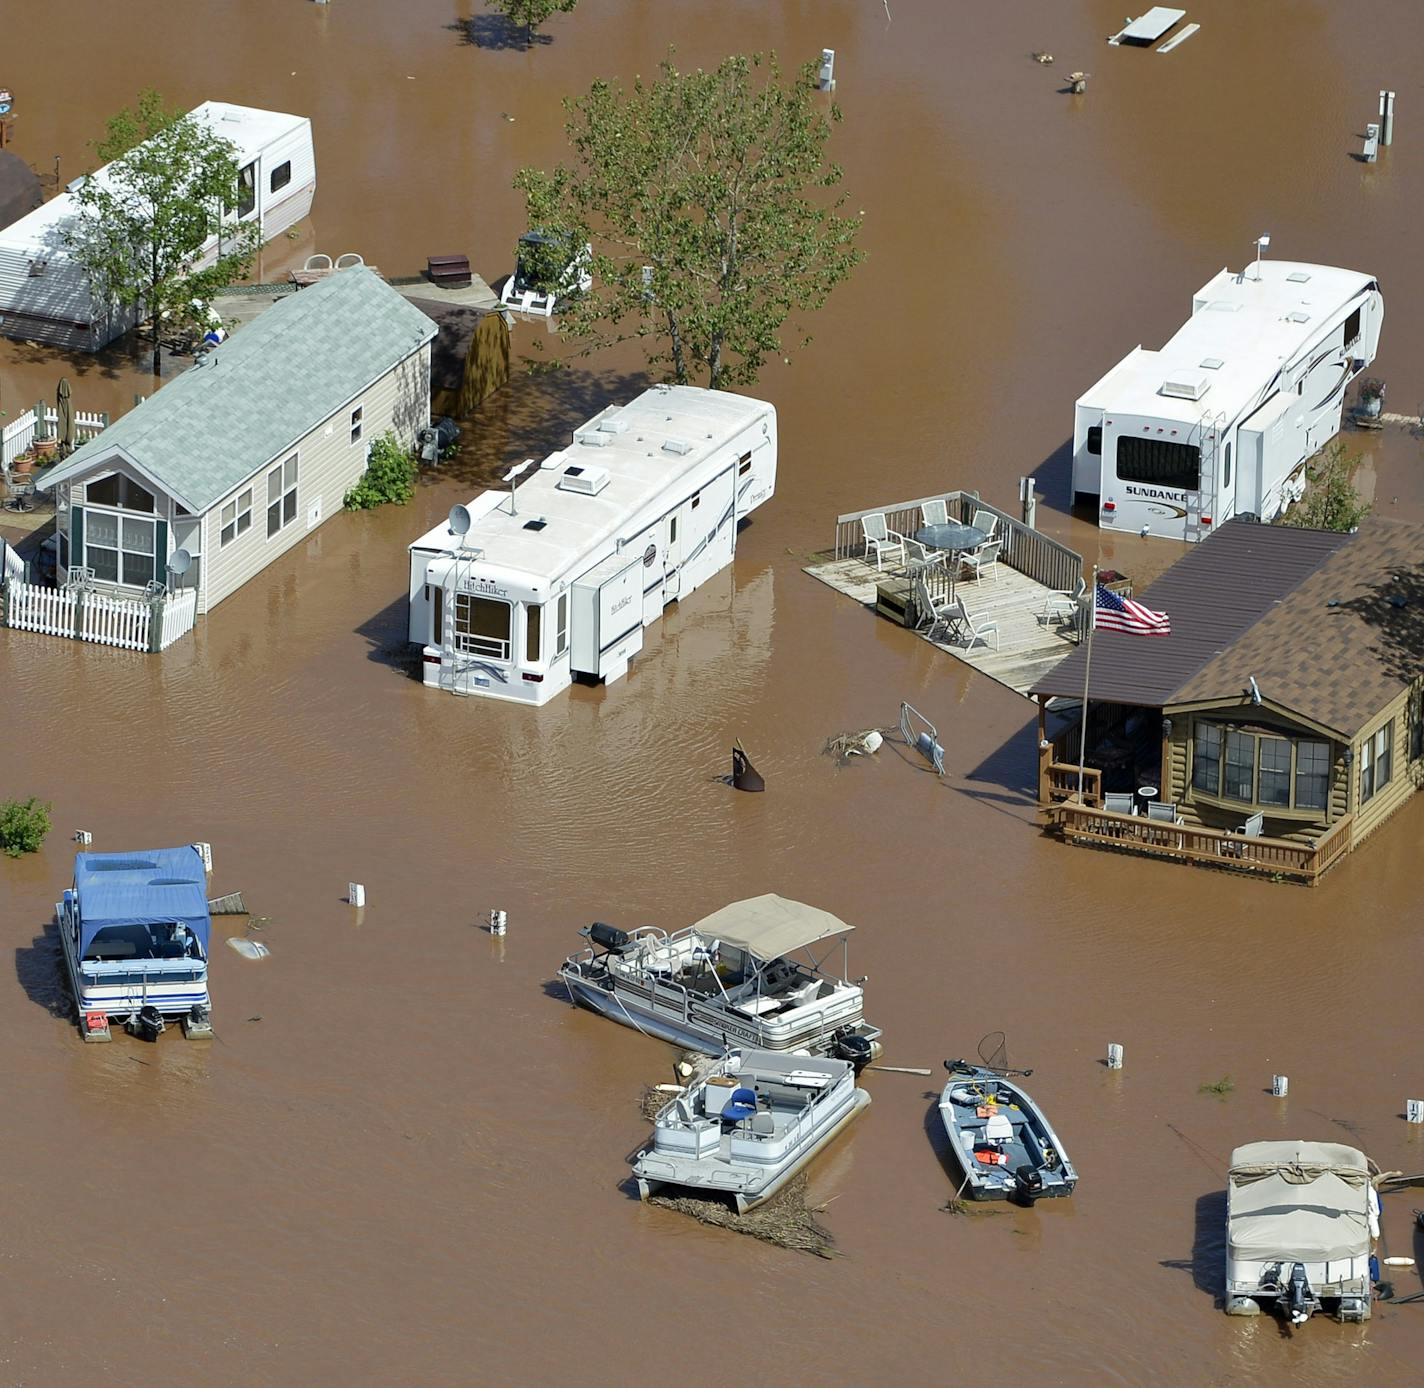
[168, 548, 193, 577]
[449, 504, 472, 537]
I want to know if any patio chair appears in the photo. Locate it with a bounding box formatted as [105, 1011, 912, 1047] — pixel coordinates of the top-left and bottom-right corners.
[959, 538, 1001, 586]
[921, 498, 949, 527]
[861, 512, 907, 571]
[912, 574, 961, 643]
[1239, 811, 1264, 839]
[904, 537, 944, 570]
[1040, 577, 1086, 628]
[335, 252, 366, 270]
[1104, 792, 1135, 815]
[1146, 800, 1183, 825]
[969, 508, 1000, 540]
[950, 596, 999, 652]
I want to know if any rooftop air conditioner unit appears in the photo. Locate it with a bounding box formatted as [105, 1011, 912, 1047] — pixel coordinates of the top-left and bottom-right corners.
[661, 438, 692, 456]
[597, 417, 628, 434]
[575, 431, 611, 448]
[1160, 372, 1211, 401]
[558, 464, 610, 496]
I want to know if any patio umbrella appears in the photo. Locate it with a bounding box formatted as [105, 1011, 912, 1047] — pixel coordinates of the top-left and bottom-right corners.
[56, 377, 74, 457]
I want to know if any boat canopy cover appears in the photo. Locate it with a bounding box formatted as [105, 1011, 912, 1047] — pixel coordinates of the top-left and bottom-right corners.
[1227, 1141, 1371, 1263]
[73, 846, 211, 955]
[691, 894, 853, 961]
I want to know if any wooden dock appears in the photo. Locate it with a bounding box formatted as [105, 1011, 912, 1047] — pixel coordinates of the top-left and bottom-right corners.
[804, 552, 1082, 697]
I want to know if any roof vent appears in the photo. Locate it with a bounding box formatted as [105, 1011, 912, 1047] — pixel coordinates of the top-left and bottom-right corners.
[1160, 372, 1211, 401]
[596, 417, 628, 435]
[522, 518, 548, 531]
[1199, 356, 1225, 370]
[1286, 310, 1310, 324]
[558, 464, 610, 496]
[1206, 301, 1242, 313]
[575, 431, 611, 448]
[1286, 271, 1311, 283]
[661, 438, 692, 456]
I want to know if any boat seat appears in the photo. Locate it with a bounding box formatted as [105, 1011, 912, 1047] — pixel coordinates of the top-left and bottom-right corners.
[751, 1113, 775, 1136]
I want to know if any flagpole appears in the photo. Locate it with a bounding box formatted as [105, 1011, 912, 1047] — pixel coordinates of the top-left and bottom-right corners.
[1076, 566, 1099, 804]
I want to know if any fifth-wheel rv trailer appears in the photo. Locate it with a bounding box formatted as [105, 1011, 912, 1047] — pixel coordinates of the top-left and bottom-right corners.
[1072, 260, 1382, 542]
[0, 102, 315, 351]
[407, 385, 776, 704]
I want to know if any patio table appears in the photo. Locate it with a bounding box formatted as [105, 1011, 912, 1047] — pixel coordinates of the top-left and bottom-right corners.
[913, 522, 987, 601]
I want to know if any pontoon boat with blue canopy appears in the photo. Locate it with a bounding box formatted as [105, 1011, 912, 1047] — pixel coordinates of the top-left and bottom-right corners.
[57, 846, 214, 1042]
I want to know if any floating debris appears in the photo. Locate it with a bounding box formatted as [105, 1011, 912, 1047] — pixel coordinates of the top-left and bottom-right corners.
[731, 740, 765, 792]
[227, 938, 270, 961]
[824, 728, 886, 764]
[1032, 52, 1054, 64]
[648, 1173, 839, 1258]
[1067, 72, 1090, 94]
[208, 891, 248, 915]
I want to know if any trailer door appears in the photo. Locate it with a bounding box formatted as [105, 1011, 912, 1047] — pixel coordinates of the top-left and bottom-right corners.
[662, 506, 684, 602]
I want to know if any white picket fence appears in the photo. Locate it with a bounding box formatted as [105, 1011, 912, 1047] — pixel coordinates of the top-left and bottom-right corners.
[1, 405, 109, 466]
[3, 581, 197, 652]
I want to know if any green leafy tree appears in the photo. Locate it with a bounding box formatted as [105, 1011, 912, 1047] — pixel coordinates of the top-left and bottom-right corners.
[487, 0, 577, 45]
[514, 53, 863, 389]
[344, 432, 418, 510]
[65, 89, 264, 375]
[1281, 443, 1371, 533]
[0, 797, 52, 858]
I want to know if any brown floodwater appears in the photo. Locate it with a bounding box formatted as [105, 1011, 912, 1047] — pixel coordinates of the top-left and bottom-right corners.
[3, 2, 1424, 1384]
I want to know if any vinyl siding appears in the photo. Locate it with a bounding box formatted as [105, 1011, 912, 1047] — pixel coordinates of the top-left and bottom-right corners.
[202, 343, 430, 612]
[1350, 684, 1422, 848]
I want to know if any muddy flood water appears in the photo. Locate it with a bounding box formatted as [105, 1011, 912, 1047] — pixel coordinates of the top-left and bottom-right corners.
[3, 2, 1424, 1383]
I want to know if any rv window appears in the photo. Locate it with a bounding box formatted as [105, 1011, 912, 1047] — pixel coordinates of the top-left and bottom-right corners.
[669, 516, 678, 544]
[1116, 437, 1200, 492]
[86, 473, 156, 513]
[691, 492, 701, 510]
[555, 593, 568, 655]
[432, 585, 444, 645]
[526, 604, 542, 663]
[453, 594, 512, 660]
[738, 452, 753, 477]
[1086, 426, 1102, 456]
[237, 162, 256, 219]
[1343, 306, 1361, 347]
[1223, 443, 1232, 489]
[270, 161, 292, 194]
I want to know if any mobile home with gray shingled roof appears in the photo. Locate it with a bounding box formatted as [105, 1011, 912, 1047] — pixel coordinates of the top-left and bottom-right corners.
[38, 266, 435, 615]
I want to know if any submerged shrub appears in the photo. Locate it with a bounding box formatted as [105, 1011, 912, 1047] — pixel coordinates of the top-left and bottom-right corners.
[0, 797, 52, 858]
[344, 432, 418, 510]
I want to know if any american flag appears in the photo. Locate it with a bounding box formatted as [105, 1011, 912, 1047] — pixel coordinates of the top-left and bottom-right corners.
[1094, 583, 1171, 636]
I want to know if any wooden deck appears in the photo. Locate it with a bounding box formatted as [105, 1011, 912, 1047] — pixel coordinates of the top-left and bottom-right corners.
[804, 553, 1081, 696]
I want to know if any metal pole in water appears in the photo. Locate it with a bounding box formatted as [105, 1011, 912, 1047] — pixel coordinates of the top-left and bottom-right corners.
[1106, 1043, 1124, 1070]
[1407, 1099, 1424, 1124]
[1364, 123, 1380, 163]
[1383, 91, 1395, 145]
[348, 882, 366, 907]
[1271, 1074, 1289, 1098]
[490, 908, 508, 936]
[1020, 476, 1038, 530]
[817, 49, 836, 92]
[1075, 567, 1099, 802]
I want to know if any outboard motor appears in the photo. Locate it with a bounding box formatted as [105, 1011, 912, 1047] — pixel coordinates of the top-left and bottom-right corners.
[584, 922, 631, 953]
[1285, 1262, 1316, 1325]
[127, 1005, 166, 1042]
[1013, 1165, 1045, 1207]
[832, 1032, 873, 1070]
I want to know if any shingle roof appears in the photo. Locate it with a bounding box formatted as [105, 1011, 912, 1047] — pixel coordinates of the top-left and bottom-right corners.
[1171, 520, 1424, 737]
[1030, 521, 1353, 708]
[39, 268, 436, 513]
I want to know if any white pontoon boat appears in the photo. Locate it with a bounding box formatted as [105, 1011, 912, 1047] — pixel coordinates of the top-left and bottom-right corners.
[1225, 1140, 1380, 1324]
[558, 894, 882, 1065]
[633, 1048, 869, 1213]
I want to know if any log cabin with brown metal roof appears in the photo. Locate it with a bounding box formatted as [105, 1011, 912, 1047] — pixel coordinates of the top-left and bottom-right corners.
[1032, 518, 1424, 883]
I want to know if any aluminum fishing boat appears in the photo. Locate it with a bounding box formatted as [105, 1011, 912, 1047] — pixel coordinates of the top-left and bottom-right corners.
[56, 846, 214, 1043]
[559, 894, 882, 1065]
[633, 1048, 869, 1213]
[1225, 1140, 1379, 1324]
[937, 1042, 1077, 1205]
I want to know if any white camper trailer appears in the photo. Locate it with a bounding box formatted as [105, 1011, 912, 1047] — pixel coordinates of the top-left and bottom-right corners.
[1072, 261, 1383, 542]
[407, 386, 776, 705]
[0, 102, 315, 351]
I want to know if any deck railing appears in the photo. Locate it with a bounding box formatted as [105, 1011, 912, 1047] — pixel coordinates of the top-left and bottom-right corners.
[1044, 801, 1353, 885]
[831, 489, 1084, 597]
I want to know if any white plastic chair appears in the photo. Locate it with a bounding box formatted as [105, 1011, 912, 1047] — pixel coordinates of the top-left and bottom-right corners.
[951, 596, 999, 651]
[960, 538, 1001, 586]
[1146, 800, 1183, 825]
[335, 252, 366, 270]
[904, 537, 944, 570]
[861, 513, 907, 570]
[912, 573, 961, 643]
[921, 498, 949, 527]
[1104, 792, 1135, 815]
[1041, 577, 1086, 627]
[969, 508, 1000, 540]
[302, 253, 333, 272]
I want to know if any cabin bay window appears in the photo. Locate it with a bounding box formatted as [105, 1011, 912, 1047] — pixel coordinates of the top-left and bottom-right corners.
[85, 513, 155, 587]
[453, 593, 511, 660]
[221, 489, 253, 546]
[1360, 721, 1392, 803]
[1116, 437, 1201, 492]
[1191, 721, 1332, 813]
[267, 454, 298, 538]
